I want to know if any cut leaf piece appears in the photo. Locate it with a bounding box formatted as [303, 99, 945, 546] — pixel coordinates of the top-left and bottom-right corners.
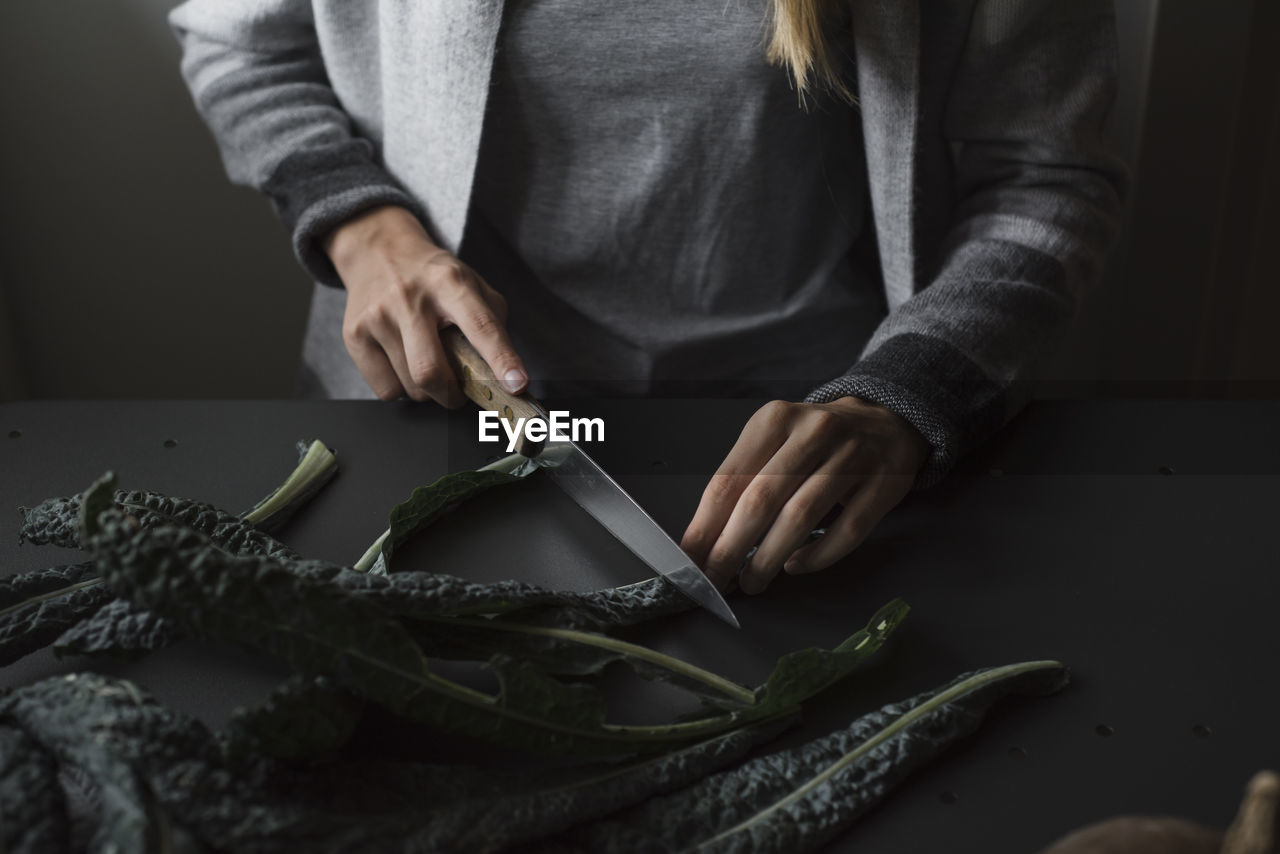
[241, 439, 339, 531]
[356, 467, 529, 574]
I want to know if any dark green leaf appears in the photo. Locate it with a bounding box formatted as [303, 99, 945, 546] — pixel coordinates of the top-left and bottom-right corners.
[751, 598, 910, 709]
[0, 725, 69, 854]
[83, 480, 903, 757]
[302, 563, 694, 627]
[84, 504, 646, 756]
[415, 718, 795, 852]
[0, 672, 210, 853]
[372, 468, 524, 574]
[11, 444, 337, 665]
[492, 655, 609, 730]
[405, 614, 755, 706]
[222, 675, 364, 761]
[554, 661, 1070, 853]
[26, 487, 300, 560]
[0, 563, 111, 667]
[52, 599, 180, 659]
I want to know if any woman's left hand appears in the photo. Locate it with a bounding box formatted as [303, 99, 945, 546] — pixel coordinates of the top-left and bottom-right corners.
[680, 397, 931, 594]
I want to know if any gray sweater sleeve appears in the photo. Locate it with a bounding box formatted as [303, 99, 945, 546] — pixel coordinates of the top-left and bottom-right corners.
[169, 0, 420, 287]
[806, 0, 1127, 487]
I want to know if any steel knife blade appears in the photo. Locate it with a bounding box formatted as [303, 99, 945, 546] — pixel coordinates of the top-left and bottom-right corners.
[442, 327, 740, 628]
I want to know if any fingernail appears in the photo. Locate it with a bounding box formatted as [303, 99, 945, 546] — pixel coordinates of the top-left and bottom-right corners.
[784, 558, 804, 574]
[502, 369, 527, 393]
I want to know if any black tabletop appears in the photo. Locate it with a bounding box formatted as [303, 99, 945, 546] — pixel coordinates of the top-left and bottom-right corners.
[2, 399, 1277, 853]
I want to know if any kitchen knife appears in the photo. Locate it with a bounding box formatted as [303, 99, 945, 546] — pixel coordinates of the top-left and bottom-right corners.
[441, 327, 740, 628]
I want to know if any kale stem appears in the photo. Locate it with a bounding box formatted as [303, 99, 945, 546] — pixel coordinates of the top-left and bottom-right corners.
[353, 530, 389, 573]
[0, 576, 104, 619]
[242, 440, 338, 531]
[423, 614, 756, 706]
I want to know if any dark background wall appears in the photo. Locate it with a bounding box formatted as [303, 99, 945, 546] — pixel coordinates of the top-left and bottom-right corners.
[0, 0, 311, 401]
[1093, 0, 1279, 394]
[0, 0, 1275, 401]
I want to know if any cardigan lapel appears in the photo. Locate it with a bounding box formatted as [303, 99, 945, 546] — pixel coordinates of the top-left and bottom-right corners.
[851, 0, 922, 310]
[380, 0, 506, 253]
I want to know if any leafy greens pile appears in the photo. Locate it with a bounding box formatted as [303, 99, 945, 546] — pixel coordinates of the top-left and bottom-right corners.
[0, 442, 1069, 853]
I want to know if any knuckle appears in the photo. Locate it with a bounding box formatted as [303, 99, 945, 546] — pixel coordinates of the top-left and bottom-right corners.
[682, 529, 707, 551]
[781, 497, 820, 529]
[389, 274, 419, 300]
[706, 544, 739, 572]
[808, 408, 844, 437]
[465, 308, 501, 339]
[738, 484, 777, 517]
[409, 360, 445, 389]
[430, 261, 471, 293]
[754, 399, 794, 428]
[704, 475, 740, 504]
[343, 311, 380, 346]
[837, 516, 867, 544]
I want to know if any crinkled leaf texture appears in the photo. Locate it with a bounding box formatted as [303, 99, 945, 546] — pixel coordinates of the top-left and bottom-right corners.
[52, 599, 182, 659]
[222, 675, 364, 761]
[0, 673, 779, 854]
[550, 661, 1070, 853]
[411, 718, 795, 852]
[0, 673, 210, 853]
[0, 562, 110, 667]
[20, 490, 300, 560]
[82, 473, 905, 758]
[6, 442, 332, 665]
[0, 724, 69, 854]
[86, 505, 649, 756]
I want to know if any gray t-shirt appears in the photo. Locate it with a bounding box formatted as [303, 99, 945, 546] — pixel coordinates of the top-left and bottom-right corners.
[459, 0, 884, 399]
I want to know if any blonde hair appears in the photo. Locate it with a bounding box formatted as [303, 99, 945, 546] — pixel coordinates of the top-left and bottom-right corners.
[767, 0, 856, 105]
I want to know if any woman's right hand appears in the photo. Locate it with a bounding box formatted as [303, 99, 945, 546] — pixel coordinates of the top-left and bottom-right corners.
[323, 204, 528, 406]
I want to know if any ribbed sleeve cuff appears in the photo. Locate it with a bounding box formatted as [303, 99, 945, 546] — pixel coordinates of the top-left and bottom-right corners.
[803, 334, 1006, 488]
[262, 141, 423, 287]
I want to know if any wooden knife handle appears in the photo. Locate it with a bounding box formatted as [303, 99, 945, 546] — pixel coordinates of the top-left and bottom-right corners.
[440, 326, 544, 457]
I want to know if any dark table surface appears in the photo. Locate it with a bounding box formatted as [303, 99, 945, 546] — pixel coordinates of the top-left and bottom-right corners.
[2, 398, 1278, 853]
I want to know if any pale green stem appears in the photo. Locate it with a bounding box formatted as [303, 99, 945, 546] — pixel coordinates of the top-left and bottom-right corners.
[242, 440, 338, 530]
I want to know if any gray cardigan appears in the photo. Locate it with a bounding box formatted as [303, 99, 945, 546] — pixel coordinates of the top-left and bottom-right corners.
[170, 0, 1127, 485]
